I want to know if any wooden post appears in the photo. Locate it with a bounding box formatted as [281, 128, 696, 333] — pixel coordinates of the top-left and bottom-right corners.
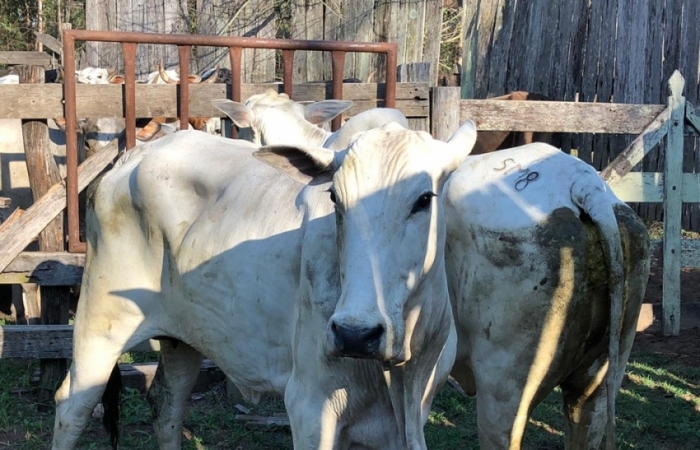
[398, 62, 432, 131]
[431, 87, 461, 141]
[18, 65, 71, 409]
[662, 70, 685, 336]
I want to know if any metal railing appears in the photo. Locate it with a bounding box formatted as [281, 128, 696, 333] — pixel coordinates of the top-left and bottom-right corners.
[62, 30, 398, 253]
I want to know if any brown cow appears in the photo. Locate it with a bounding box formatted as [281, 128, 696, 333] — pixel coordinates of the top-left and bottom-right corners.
[471, 91, 561, 155]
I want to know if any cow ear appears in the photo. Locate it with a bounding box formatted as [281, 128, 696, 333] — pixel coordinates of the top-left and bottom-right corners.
[253, 145, 338, 185]
[303, 100, 353, 125]
[109, 75, 125, 84]
[212, 99, 254, 128]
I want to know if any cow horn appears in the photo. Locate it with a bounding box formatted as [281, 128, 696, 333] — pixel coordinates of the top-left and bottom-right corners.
[203, 66, 218, 84]
[159, 62, 177, 84]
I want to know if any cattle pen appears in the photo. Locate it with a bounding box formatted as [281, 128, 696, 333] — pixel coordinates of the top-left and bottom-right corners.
[0, 31, 698, 402]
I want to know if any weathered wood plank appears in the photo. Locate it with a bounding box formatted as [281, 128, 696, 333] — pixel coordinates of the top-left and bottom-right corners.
[0, 325, 164, 359]
[0, 143, 118, 274]
[34, 33, 63, 56]
[291, 0, 327, 83]
[600, 107, 670, 186]
[663, 71, 685, 336]
[609, 172, 700, 203]
[0, 252, 85, 285]
[0, 83, 429, 119]
[0, 325, 73, 358]
[0, 51, 52, 66]
[460, 100, 665, 134]
[431, 87, 461, 141]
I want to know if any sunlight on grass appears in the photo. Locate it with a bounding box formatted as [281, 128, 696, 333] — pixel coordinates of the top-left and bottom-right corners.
[626, 361, 700, 410]
[528, 418, 564, 436]
[619, 387, 648, 403]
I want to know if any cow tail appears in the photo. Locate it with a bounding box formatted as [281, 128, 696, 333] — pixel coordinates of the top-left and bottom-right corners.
[570, 173, 624, 450]
[102, 364, 122, 449]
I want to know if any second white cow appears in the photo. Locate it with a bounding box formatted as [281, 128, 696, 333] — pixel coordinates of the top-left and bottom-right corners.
[51, 121, 477, 450]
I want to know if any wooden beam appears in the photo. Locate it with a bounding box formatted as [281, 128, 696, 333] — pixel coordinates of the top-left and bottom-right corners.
[600, 107, 670, 186]
[685, 102, 700, 135]
[608, 172, 700, 203]
[19, 64, 71, 407]
[0, 83, 429, 120]
[0, 252, 85, 285]
[0, 51, 51, 66]
[431, 86, 461, 140]
[0, 325, 73, 358]
[0, 142, 117, 274]
[662, 70, 685, 336]
[0, 325, 163, 359]
[460, 100, 665, 134]
[33, 32, 63, 56]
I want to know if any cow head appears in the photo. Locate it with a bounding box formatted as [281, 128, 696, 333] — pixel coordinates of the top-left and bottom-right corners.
[255, 120, 477, 363]
[212, 90, 352, 144]
[74, 67, 125, 84]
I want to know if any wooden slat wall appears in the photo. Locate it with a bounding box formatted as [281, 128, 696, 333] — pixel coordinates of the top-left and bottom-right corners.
[0, 82, 429, 119]
[85, 0, 190, 77]
[80, 1, 442, 86]
[231, 0, 444, 84]
[196, 0, 277, 81]
[461, 0, 700, 230]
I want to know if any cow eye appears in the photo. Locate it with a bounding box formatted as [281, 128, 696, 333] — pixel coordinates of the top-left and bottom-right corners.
[411, 192, 434, 214]
[327, 189, 337, 204]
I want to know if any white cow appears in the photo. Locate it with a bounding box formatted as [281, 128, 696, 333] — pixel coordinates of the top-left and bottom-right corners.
[51, 121, 477, 450]
[444, 144, 650, 450]
[212, 89, 409, 149]
[0, 74, 19, 84]
[212, 96, 651, 450]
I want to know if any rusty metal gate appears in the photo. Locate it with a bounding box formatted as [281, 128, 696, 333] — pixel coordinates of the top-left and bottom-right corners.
[61, 30, 398, 253]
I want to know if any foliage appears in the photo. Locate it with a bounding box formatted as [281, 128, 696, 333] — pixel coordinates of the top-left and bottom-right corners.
[0, 0, 85, 52]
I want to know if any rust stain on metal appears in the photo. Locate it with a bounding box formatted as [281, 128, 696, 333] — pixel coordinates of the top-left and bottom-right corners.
[62, 29, 399, 253]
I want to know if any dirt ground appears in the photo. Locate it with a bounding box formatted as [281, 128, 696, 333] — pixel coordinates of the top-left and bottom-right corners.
[644, 243, 700, 305]
[638, 242, 700, 367]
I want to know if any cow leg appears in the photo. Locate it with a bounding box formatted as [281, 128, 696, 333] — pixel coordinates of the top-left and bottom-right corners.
[471, 358, 559, 450]
[285, 382, 341, 450]
[561, 360, 609, 450]
[52, 335, 128, 450]
[147, 339, 203, 450]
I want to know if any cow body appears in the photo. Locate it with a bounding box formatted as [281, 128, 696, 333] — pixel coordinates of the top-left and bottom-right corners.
[52, 122, 475, 450]
[444, 144, 650, 449]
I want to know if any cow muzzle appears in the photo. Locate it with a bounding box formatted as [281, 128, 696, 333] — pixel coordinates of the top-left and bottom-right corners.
[329, 321, 384, 359]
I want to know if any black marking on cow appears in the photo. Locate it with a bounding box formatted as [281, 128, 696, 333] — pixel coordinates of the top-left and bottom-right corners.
[539, 277, 548, 286]
[514, 169, 540, 191]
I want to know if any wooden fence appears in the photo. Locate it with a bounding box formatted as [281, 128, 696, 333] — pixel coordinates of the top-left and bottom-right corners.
[0, 73, 697, 391]
[462, 0, 700, 231]
[84, 0, 444, 83]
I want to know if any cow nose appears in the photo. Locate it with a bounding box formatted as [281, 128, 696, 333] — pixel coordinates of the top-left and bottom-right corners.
[331, 322, 384, 358]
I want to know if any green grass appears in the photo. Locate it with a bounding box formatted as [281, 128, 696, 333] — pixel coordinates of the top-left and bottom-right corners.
[0, 348, 697, 449]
